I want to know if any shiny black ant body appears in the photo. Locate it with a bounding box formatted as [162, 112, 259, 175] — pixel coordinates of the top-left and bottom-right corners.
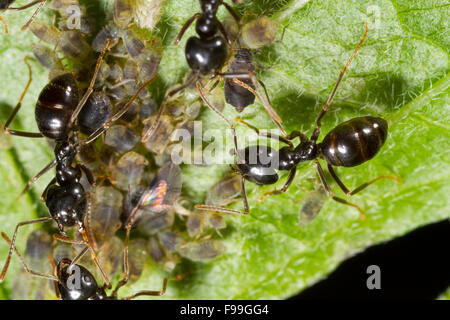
[0, 40, 158, 285]
[196, 24, 400, 219]
[0, 0, 47, 33]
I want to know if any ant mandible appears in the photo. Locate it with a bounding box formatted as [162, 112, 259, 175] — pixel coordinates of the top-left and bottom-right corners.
[196, 23, 400, 219]
[0, 40, 158, 285]
[0, 0, 47, 33]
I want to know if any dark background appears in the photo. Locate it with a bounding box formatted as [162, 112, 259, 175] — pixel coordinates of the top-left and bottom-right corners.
[290, 218, 450, 300]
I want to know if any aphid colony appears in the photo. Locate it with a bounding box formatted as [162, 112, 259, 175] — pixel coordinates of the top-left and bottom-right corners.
[0, 0, 399, 300]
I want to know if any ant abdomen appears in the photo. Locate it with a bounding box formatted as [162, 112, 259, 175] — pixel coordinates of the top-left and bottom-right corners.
[35, 73, 79, 140]
[320, 116, 388, 168]
[185, 36, 228, 75]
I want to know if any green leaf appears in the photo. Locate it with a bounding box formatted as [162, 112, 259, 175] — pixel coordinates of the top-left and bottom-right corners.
[0, 0, 449, 300]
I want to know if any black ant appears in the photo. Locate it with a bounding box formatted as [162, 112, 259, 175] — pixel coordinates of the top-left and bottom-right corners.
[196, 23, 400, 219]
[0, 0, 47, 33]
[1, 233, 183, 300]
[142, 0, 245, 155]
[0, 40, 158, 285]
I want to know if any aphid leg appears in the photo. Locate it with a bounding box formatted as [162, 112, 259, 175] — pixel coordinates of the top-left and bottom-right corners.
[40, 177, 57, 201]
[0, 232, 59, 281]
[274, 24, 288, 44]
[235, 118, 293, 148]
[174, 13, 201, 45]
[141, 72, 198, 143]
[81, 73, 158, 146]
[196, 81, 240, 158]
[9, 0, 48, 31]
[19, 160, 57, 198]
[195, 175, 249, 215]
[68, 38, 112, 127]
[315, 160, 366, 220]
[122, 274, 185, 300]
[311, 22, 368, 142]
[327, 164, 401, 196]
[3, 57, 43, 138]
[259, 166, 297, 201]
[0, 16, 8, 33]
[0, 217, 53, 282]
[228, 75, 286, 136]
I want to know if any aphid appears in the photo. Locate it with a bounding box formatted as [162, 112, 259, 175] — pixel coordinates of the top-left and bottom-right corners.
[88, 186, 123, 247]
[0, 0, 47, 33]
[298, 180, 327, 227]
[0, 40, 157, 284]
[30, 43, 62, 70]
[178, 239, 225, 262]
[196, 23, 400, 219]
[11, 230, 53, 300]
[127, 238, 148, 283]
[1, 233, 183, 300]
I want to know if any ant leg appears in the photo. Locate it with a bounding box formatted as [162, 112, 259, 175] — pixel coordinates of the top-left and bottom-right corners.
[68, 245, 89, 268]
[81, 73, 158, 146]
[3, 57, 43, 138]
[109, 224, 131, 297]
[9, 0, 47, 31]
[196, 81, 240, 158]
[229, 75, 286, 136]
[315, 160, 366, 220]
[196, 175, 249, 215]
[259, 166, 297, 201]
[68, 38, 112, 127]
[0, 217, 53, 281]
[141, 72, 198, 143]
[55, 230, 111, 289]
[77, 164, 96, 187]
[221, 1, 241, 25]
[235, 118, 293, 148]
[0, 232, 59, 282]
[174, 13, 201, 45]
[122, 274, 185, 300]
[217, 20, 232, 47]
[327, 164, 401, 196]
[311, 22, 368, 142]
[0, 16, 8, 33]
[19, 159, 57, 198]
[40, 177, 57, 201]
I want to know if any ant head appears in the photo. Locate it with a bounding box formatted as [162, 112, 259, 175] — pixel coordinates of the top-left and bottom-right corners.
[57, 259, 99, 300]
